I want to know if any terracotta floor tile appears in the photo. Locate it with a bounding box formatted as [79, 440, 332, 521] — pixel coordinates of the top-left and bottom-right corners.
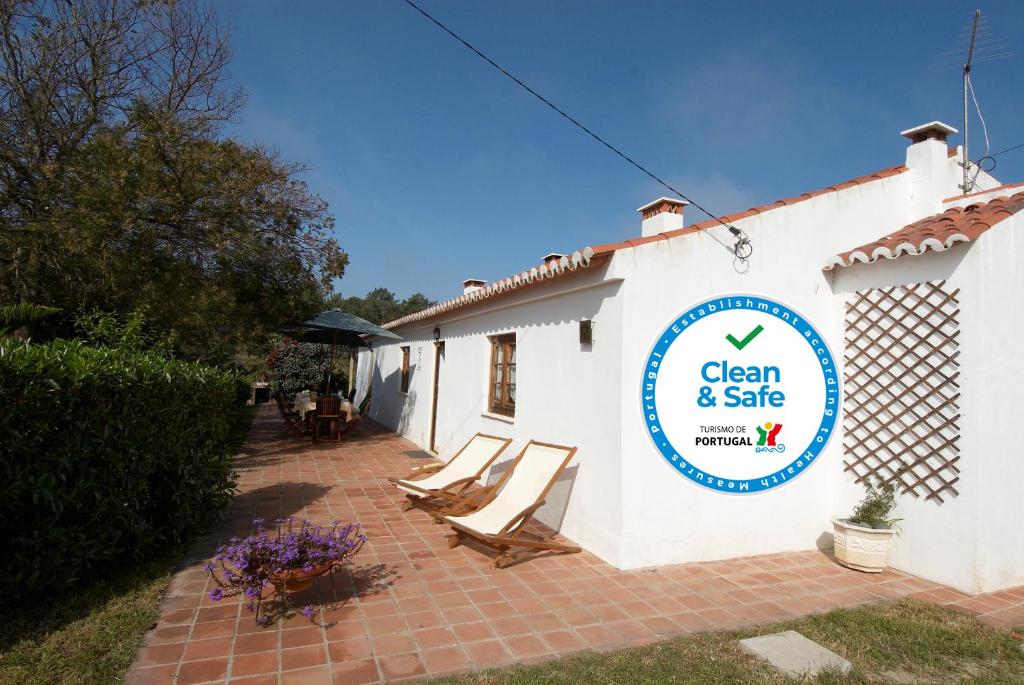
[365, 614, 405, 635]
[178, 657, 229, 684]
[160, 608, 198, 625]
[231, 651, 279, 678]
[403, 609, 445, 630]
[281, 665, 331, 685]
[134, 642, 186, 667]
[372, 631, 416, 655]
[519, 612, 566, 632]
[145, 624, 191, 645]
[378, 652, 426, 680]
[330, 658, 380, 685]
[125, 664, 178, 684]
[464, 639, 514, 666]
[451, 620, 495, 643]
[281, 644, 327, 671]
[233, 631, 279, 655]
[504, 634, 551, 659]
[489, 616, 531, 637]
[639, 616, 680, 637]
[322, 620, 367, 643]
[422, 645, 472, 674]
[191, 619, 236, 640]
[228, 675, 278, 685]
[576, 624, 619, 648]
[197, 605, 240, 623]
[183, 636, 233, 662]
[281, 626, 323, 649]
[540, 629, 587, 653]
[413, 626, 458, 650]
[327, 637, 372, 661]
[438, 605, 480, 625]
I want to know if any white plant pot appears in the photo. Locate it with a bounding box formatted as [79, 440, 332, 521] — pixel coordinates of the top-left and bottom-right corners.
[831, 517, 896, 573]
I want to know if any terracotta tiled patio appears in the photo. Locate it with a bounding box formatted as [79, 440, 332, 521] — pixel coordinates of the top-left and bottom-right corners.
[126, 406, 1024, 684]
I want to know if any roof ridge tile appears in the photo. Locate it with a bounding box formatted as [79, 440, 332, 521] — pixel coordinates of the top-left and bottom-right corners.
[825, 188, 1024, 270]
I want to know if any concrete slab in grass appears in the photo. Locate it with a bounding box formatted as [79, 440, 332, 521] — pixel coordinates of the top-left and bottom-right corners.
[739, 630, 852, 678]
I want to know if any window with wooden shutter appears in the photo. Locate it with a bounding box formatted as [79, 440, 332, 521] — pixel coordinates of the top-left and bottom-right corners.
[400, 346, 410, 392]
[488, 334, 516, 416]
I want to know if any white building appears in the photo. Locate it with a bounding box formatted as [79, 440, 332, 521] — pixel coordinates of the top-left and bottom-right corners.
[357, 122, 1024, 595]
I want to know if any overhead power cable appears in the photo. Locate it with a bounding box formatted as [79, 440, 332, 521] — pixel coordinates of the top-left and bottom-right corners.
[991, 141, 1024, 158]
[401, 0, 752, 266]
[971, 138, 1024, 178]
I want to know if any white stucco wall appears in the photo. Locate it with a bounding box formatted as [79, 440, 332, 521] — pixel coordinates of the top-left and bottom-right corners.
[611, 170, 921, 570]
[357, 135, 1020, 592]
[973, 214, 1024, 593]
[830, 244, 980, 592]
[361, 270, 628, 565]
[830, 215, 1024, 594]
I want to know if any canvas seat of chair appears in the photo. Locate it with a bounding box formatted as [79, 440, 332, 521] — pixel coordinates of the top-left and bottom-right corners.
[395, 434, 510, 496]
[444, 442, 573, 537]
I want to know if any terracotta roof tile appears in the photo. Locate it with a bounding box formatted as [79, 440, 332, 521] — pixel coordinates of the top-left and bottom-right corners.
[383, 163, 910, 329]
[591, 165, 908, 255]
[942, 181, 1024, 203]
[384, 248, 605, 329]
[823, 190, 1024, 270]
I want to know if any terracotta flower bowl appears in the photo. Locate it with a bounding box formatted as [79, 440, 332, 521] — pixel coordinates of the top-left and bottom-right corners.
[267, 564, 335, 594]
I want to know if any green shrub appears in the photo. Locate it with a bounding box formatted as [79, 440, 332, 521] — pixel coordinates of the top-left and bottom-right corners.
[267, 338, 328, 397]
[0, 338, 242, 595]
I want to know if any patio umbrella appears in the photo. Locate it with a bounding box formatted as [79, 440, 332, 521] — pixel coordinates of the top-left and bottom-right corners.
[283, 309, 402, 392]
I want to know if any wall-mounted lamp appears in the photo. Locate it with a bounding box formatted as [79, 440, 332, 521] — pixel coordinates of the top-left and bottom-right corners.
[579, 319, 593, 345]
[433, 326, 441, 342]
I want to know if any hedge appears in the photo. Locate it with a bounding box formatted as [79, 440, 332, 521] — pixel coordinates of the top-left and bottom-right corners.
[0, 338, 243, 595]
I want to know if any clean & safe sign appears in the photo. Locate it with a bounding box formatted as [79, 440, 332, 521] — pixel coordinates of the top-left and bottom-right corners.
[641, 294, 839, 493]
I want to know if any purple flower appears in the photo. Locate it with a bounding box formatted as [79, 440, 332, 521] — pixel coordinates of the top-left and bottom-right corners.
[209, 588, 224, 601]
[203, 561, 214, 572]
[302, 605, 315, 619]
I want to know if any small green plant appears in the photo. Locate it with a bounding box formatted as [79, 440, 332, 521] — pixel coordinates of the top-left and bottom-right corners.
[0, 303, 59, 337]
[75, 307, 175, 356]
[849, 477, 902, 531]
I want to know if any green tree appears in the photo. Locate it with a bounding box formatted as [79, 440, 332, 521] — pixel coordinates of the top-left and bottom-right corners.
[0, 1, 347, 362]
[326, 288, 434, 326]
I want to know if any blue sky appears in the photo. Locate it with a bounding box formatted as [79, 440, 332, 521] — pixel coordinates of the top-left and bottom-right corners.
[223, 1, 1024, 302]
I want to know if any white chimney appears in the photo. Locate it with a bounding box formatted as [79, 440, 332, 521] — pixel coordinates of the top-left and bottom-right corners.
[541, 252, 565, 264]
[637, 197, 688, 237]
[901, 121, 958, 218]
[462, 278, 485, 295]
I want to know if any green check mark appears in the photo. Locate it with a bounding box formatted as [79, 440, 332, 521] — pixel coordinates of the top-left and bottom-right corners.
[726, 324, 764, 351]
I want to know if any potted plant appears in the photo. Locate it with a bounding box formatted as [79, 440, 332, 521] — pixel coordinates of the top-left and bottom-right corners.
[207, 517, 365, 624]
[832, 477, 901, 573]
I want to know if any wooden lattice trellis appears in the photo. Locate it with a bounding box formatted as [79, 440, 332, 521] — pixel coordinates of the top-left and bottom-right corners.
[843, 280, 961, 503]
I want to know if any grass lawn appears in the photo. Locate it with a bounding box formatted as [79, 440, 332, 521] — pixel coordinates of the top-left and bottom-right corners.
[432, 600, 1024, 685]
[0, 549, 182, 684]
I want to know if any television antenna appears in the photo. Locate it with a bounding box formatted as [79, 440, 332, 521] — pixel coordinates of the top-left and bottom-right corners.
[933, 9, 1013, 192]
[961, 9, 982, 192]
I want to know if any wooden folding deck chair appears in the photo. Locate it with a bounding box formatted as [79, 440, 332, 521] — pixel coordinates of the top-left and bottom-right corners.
[388, 433, 512, 515]
[443, 440, 579, 568]
[274, 390, 305, 437]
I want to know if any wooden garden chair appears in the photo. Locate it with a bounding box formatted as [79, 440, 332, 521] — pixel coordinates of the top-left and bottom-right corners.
[336, 398, 363, 441]
[312, 396, 342, 442]
[443, 440, 580, 568]
[274, 390, 305, 437]
[388, 433, 512, 514]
